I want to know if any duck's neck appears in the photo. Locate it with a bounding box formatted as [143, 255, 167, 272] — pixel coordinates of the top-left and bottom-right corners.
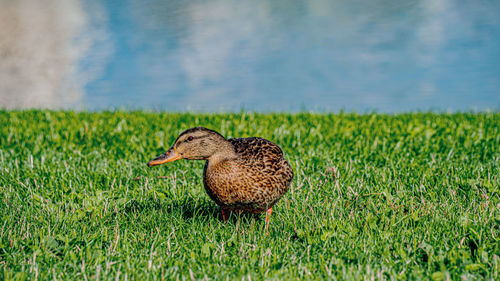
[207, 140, 236, 166]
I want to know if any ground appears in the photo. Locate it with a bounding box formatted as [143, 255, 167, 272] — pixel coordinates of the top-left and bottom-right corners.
[0, 111, 498, 280]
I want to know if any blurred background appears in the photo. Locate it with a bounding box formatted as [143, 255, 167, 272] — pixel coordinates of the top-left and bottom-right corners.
[1, 0, 499, 112]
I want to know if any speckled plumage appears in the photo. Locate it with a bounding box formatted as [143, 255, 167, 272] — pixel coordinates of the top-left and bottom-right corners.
[147, 127, 293, 227]
[203, 137, 294, 213]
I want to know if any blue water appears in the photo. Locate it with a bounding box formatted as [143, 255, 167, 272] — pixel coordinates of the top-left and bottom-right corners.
[82, 0, 500, 112]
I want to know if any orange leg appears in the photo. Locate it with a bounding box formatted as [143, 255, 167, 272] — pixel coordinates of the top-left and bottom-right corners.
[265, 206, 273, 233]
[221, 208, 230, 221]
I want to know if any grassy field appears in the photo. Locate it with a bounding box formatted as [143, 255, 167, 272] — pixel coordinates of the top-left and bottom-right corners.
[0, 110, 498, 280]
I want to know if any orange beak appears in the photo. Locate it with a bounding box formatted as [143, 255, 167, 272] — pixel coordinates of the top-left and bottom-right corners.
[147, 146, 182, 167]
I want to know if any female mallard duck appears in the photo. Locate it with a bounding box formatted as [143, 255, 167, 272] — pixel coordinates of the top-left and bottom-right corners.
[147, 127, 293, 230]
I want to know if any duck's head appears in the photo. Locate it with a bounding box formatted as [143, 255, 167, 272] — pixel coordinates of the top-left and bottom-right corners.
[147, 127, 232, 166]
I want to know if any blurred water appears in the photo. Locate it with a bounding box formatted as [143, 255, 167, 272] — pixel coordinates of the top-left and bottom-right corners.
[1, 0, 499, 112]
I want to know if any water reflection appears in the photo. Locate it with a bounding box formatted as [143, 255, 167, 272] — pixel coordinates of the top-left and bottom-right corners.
[1, 0, 499, 111]
[0, 0, 110, 109]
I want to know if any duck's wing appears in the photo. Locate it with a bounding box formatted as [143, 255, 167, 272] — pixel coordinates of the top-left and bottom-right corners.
[228, 137, 289, 174]
[224, 137, 293, 209]
[229, 137, 282, 159]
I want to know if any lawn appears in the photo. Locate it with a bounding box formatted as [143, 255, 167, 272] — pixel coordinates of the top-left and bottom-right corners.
[0, 110, 498, 280]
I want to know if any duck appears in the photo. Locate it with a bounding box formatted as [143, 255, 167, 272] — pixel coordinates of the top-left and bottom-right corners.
[147, 127, 293, 231]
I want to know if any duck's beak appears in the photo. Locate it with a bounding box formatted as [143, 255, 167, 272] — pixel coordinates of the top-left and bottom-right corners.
[147, 146, 182, 167]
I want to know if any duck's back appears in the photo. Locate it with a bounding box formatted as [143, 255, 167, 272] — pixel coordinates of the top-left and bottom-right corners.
[230, 137, 283, 165]
[203, 137, 293, 212]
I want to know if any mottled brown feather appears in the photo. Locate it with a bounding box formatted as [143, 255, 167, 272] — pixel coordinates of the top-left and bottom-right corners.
[203, 137, 293, 213]
[149, 127, 294, 215]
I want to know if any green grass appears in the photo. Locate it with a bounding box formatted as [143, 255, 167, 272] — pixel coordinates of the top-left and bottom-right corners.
[0, 110, 499, 280]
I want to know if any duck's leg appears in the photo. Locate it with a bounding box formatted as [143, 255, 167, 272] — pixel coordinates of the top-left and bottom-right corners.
[221, 208, 230, 221]
[265, 206, 273, 232]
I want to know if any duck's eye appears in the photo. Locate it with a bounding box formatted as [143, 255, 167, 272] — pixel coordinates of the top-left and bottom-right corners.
[187, 136, 194, 142]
